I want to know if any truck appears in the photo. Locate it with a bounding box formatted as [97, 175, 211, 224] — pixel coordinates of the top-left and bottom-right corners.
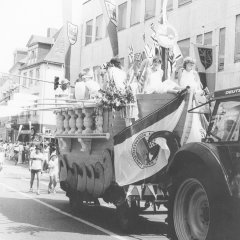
[53, 86, 240, 240]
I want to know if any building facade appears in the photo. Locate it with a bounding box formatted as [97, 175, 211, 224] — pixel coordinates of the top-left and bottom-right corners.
[16, 28, 65, 139]
[0, 28, 65, 142]
[66, 0, 240, 90]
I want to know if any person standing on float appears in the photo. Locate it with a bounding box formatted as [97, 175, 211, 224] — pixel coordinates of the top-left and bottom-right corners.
[178, 57, 203, 93]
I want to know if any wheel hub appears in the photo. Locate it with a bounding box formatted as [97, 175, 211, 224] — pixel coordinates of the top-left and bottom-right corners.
[173, 178, 210, 240]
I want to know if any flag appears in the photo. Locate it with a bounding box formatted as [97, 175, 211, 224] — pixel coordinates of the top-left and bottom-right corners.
[144, 44, 155, 60]
[100, 0, 118, 56]
[168, 44, 183, 75]
[128, 45, 134, 65]
[114, 94, 186, 186]
[134, 52, 142, 61]
[138, 59, 149, 92]
[17, 125, 23, 140]
[194, 44, 216, 92]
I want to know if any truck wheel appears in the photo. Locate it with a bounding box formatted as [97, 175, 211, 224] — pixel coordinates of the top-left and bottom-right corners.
[168, 166, 226, 240]
[116, 201, 138, 232]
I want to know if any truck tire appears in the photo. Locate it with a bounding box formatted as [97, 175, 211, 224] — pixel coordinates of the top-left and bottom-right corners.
[168, 165, 226, 240]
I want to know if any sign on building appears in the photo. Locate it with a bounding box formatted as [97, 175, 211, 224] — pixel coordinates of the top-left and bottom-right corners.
[67, 22, 78, 45]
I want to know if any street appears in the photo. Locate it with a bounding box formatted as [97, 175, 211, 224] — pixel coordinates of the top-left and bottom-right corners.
[0, 159, 169, 240]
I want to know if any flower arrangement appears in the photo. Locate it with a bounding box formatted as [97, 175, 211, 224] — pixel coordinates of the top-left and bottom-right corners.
[96, 79, 135, 111]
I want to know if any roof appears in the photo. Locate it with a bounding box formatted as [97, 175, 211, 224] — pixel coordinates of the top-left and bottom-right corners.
[9, 59, 26, 73]
[213, 86, 240, 100]
[44, 27, 64, 64]
[26, 35, 54, 47]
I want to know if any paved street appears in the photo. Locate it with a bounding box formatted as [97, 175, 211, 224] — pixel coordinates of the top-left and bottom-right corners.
[0, 159, 169, 240]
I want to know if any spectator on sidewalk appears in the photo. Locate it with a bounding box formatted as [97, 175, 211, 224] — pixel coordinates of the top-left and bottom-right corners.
[13, 142, 19, 165]
[42, 143, 50, 172]
[18, 142, 24, 164]
[29, 145, 44, 195]
[47, 149, 58, 194]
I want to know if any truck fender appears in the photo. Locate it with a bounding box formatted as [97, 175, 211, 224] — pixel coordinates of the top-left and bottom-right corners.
[167, 142, 232, 197]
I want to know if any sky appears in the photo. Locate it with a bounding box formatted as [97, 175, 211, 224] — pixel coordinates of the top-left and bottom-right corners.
[0, 0, 63, 73]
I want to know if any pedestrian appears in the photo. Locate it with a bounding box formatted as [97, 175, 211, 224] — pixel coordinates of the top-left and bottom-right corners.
[29, 145, 44, 195]
[47, 148, 59, 194]
[43, 142, 50, 171]
[18, 142, 24, 164]
[13, 142, 19, 165]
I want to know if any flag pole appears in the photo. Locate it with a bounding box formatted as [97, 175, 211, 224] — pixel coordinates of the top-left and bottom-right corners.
[161, 0, 169, 81]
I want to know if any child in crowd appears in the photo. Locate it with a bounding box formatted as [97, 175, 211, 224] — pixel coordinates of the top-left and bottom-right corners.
[48, 148, 59, 194]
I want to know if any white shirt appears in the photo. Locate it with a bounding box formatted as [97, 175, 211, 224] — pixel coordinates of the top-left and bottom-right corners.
[108, 67, 126, 90]
[31, 152, 44, 170]
[180, 70, 202, 92]
[85, 79, 100, 98]
[75, 81, 87, 100]
[48, 153, 59, 176]
[162, 79, 180, 92]
[144, 68, 164, 94]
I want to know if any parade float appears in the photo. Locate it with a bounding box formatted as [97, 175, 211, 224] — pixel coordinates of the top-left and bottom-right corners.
[53, 0, 204, 232]
[50, 1, 240, 240]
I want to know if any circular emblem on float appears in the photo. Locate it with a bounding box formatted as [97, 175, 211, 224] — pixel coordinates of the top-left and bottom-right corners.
[131, 131, 160, 169]
[155, 23, 178, 48]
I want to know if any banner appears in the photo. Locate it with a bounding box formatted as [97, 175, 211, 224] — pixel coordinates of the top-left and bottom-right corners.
[100, 0, 118, 56]
[67, 22, 78, 45]
[194, 44, 216, 92]
[114, 95, 186, 186]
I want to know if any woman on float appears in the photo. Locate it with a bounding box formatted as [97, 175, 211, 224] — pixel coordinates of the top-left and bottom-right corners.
[106, 58, 126, 91]
[178, 57, 203, 93]
[143, 57, 182, 94]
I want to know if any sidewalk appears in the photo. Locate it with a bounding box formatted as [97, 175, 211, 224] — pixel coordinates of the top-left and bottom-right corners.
[2, 158, 55, 189]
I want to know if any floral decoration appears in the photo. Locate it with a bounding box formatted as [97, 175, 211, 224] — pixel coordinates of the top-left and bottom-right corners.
[96, 79, 135, 111]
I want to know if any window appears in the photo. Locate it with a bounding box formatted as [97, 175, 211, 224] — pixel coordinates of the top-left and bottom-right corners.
[85, 19, 93, 45]
[29, 70, 33, 85]
[204, 31, 212, 45]
[35, 68, 40, 85]
[234, 15, 240, 62]
[196, 34, 203, 44]
[167, 0, 173, 11]
[178, 0, 192, 7]
[131, 0, 141, 26]
[95, 14, 103, 40]
[218, 28, 226, 71]
[118, 2, 127, 30]
[145, 0, 156, 20]
[196, 32, 212, 45]
[210, 101, 240, 142]
[178, 38, 190, 58]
